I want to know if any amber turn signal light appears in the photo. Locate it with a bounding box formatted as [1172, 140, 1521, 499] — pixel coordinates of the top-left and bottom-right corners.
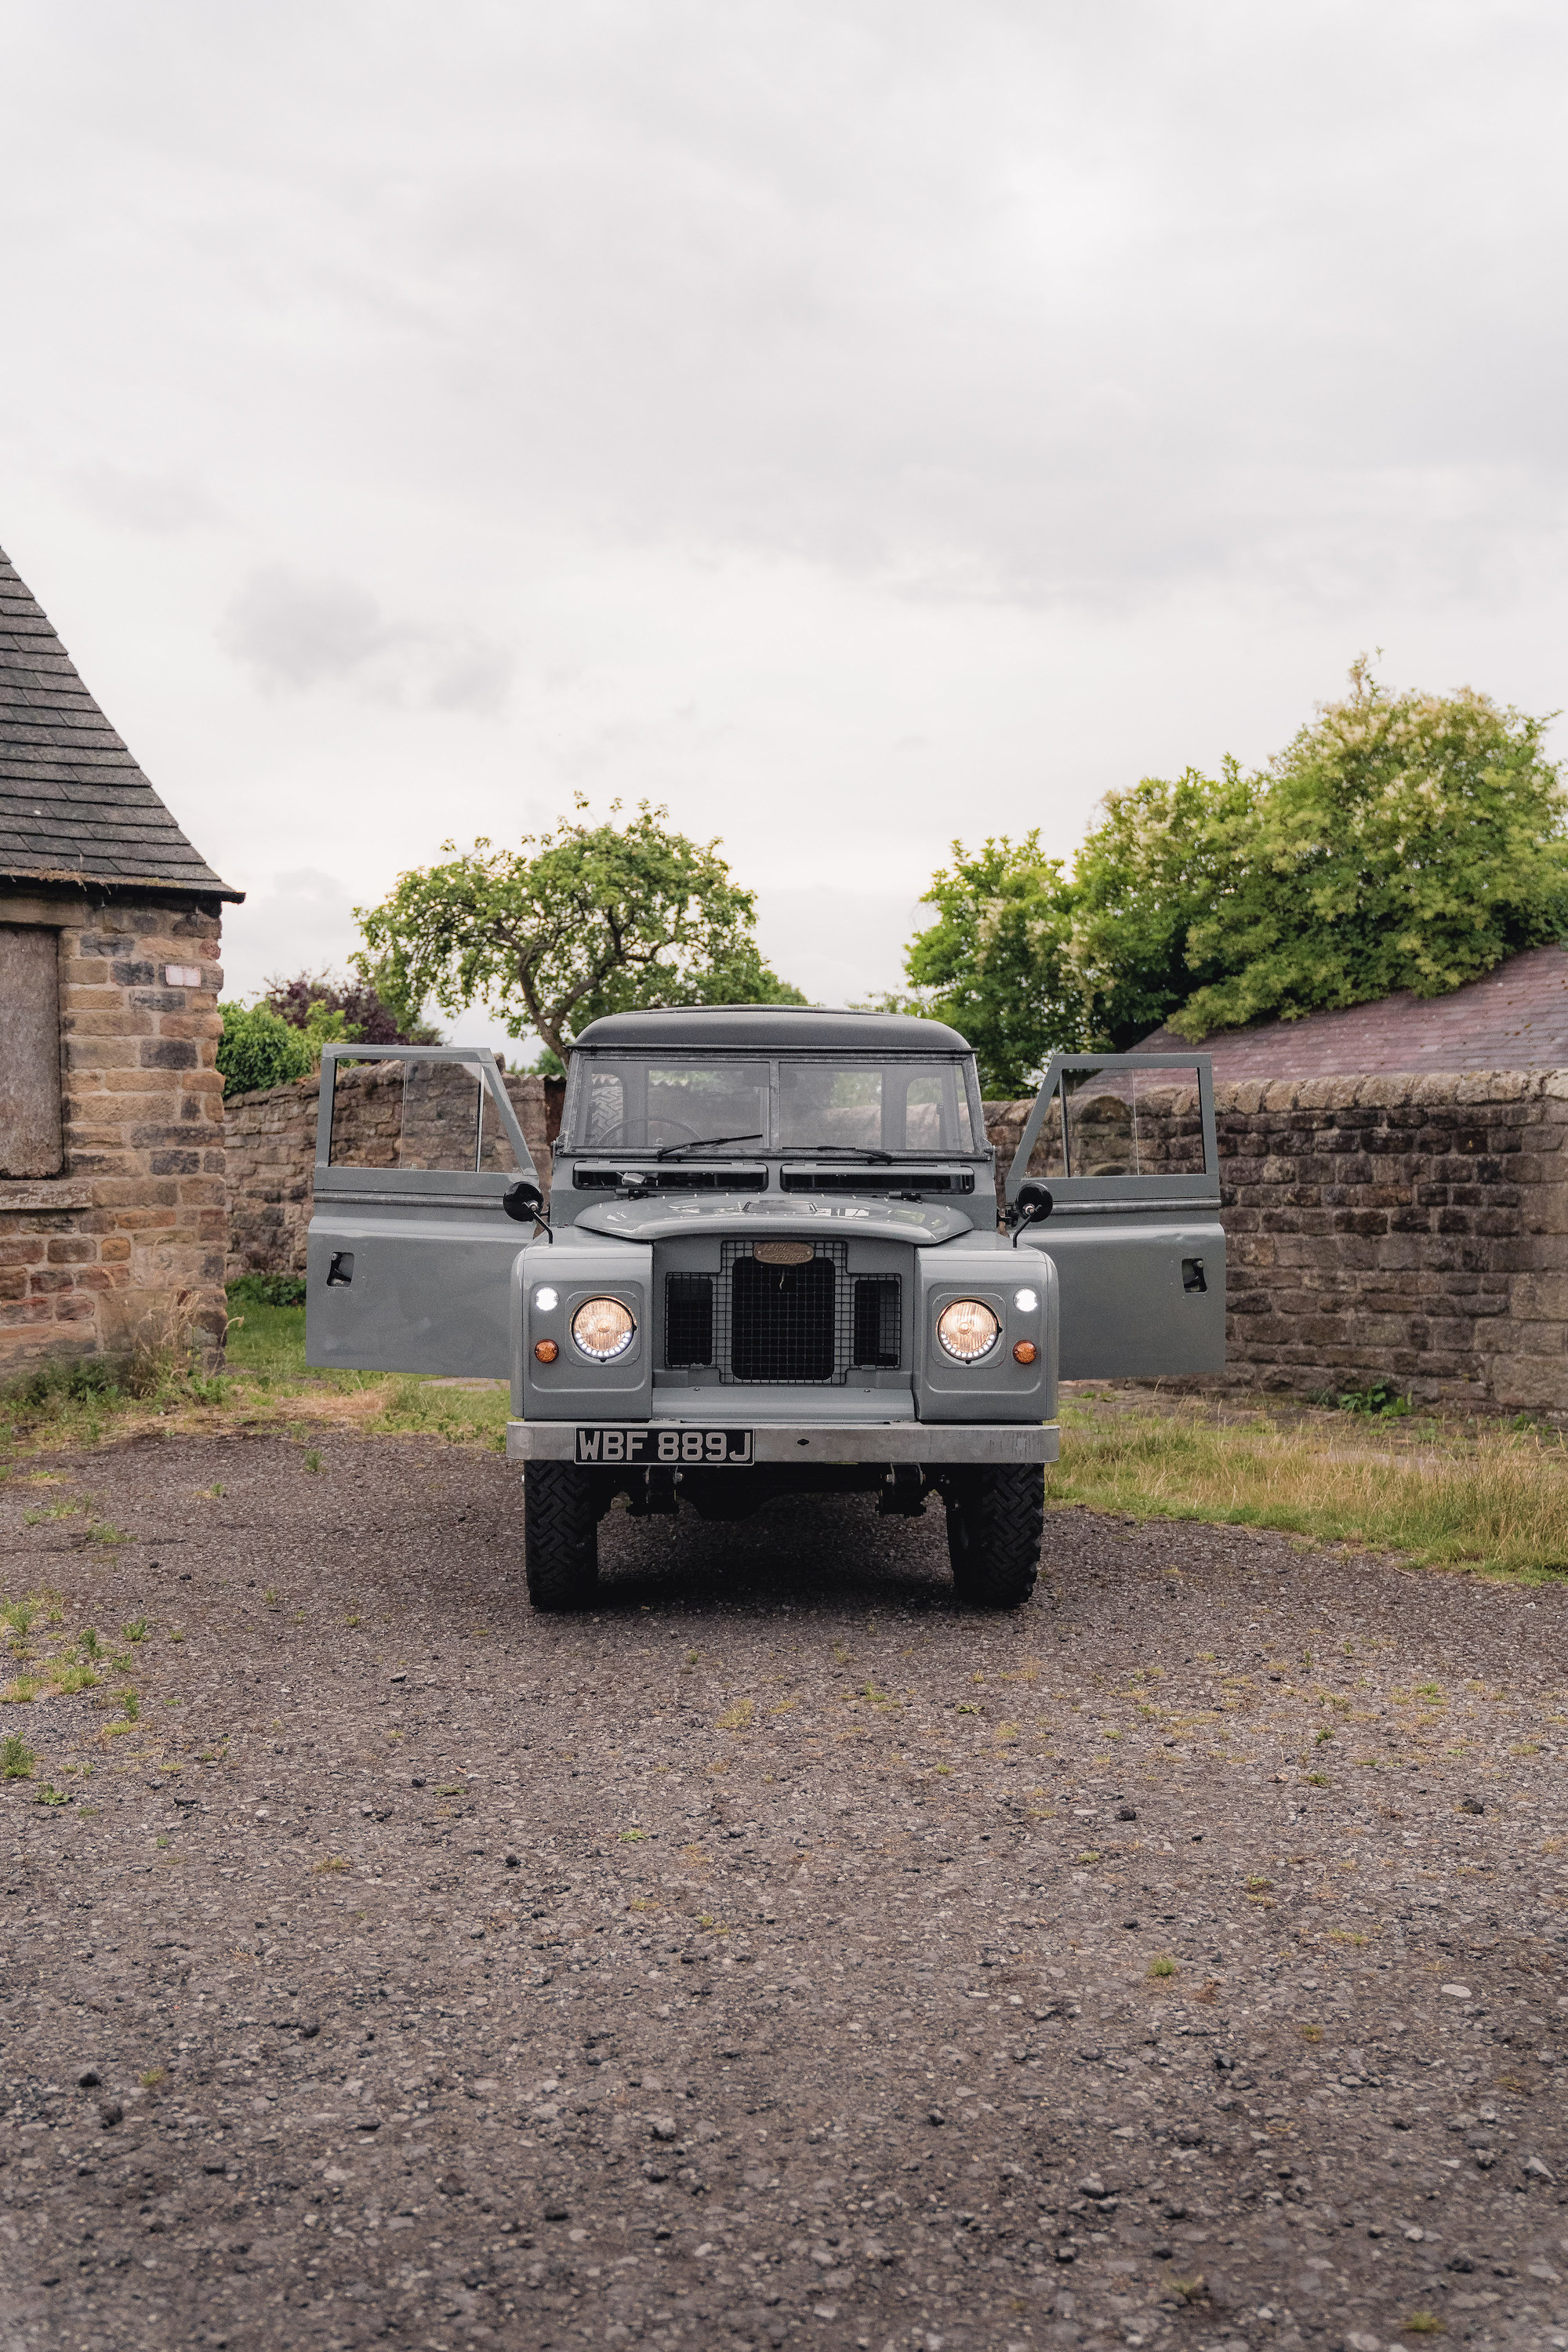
[1012, 1340, 1037, 1365]
[534, 1338, 559, 1363]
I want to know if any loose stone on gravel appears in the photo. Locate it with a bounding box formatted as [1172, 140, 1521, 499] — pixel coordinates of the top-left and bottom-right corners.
[2, 1431, 1566, 2350]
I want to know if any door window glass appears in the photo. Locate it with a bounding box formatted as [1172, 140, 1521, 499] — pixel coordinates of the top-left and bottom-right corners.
[329, 1058, 518, 1171]
[1024, 1065, 1204, 1180]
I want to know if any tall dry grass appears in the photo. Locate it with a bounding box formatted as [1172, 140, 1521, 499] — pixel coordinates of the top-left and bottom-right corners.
[1048, 1403, 1568, 1582]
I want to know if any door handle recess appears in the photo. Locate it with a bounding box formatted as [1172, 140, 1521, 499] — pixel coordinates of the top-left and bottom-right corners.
[327, 1251, 355, 1287]
[1181, 1257, 1207, 1294]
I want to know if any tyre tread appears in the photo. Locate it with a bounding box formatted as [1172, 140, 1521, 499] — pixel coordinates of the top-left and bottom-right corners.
[524, 1463, 600, 1611]
[946, 1465, 1044, 1609]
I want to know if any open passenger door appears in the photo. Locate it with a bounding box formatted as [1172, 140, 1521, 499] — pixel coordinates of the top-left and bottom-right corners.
[1004, 1053, 1225, 1380]
[306, 1046, 542, 1378]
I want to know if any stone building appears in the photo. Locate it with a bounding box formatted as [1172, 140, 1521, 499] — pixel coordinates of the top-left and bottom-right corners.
[0, 542, 239, 1377]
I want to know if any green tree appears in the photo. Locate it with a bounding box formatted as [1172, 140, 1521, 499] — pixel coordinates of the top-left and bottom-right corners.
[354, 799, 804, 1065]
[1068, 760, 1258, 1048]
[897, 833, 1083, 1094]
[897, 662, 1567, 1073]
[216, 1002, 315, 1098]
[1170, 663, 1568, 1037]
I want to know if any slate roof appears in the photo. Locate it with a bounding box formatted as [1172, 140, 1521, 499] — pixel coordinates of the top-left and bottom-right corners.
[1136, 943, 1568, 1078]
[0, 543, 238, 899]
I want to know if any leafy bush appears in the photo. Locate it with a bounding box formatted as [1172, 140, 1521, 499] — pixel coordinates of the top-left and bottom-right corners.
[264, 968, 441, 1046]
[227, 1273, 307, 1309]
[216, 1002, 314, 1098]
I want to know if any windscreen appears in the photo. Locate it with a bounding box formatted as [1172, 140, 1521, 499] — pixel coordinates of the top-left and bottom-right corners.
[779, 1061, 975, 1152]
[566, 1054, 979, 1152]
[576, 1060, 770, 1151]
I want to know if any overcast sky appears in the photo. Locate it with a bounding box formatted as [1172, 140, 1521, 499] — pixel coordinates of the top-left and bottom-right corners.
[2, 1, 1565, 1047]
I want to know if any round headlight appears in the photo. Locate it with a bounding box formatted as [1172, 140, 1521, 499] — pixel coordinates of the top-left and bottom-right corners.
[572, 1296, 636, 1360]
[936, 1298, 1000, 1363]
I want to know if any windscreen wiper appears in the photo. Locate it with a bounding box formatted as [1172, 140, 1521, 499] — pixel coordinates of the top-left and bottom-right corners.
[653, 1132, 764, 1161]
[778, 1143, 895, 1163]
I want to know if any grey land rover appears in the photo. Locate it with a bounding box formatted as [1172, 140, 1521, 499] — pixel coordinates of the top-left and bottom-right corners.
[305, 1007, 1225, 1610]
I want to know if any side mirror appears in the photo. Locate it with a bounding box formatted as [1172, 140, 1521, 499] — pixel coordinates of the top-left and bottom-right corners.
[503, 1178, 546, 1225]
[1015, 1180, 1054, 1223]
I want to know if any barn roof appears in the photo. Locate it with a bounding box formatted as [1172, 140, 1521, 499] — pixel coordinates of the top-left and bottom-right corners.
[1137, 943, 1568, 1077]
[0, 542, 238, 901]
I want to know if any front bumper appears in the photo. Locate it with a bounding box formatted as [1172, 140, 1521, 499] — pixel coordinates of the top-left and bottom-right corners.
[506, 1420, 1058, 1466]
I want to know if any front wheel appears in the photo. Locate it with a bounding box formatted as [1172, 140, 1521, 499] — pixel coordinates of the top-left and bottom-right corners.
[945, 1466, 1044, 1609]
[524, 1463, 600, 1611]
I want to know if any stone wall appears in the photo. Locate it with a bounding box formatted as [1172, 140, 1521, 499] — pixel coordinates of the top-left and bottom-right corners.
[226, 1061, 1568, 1412]
[0, 888, 227, 1376]
[224, 1063, 555, 1282]
[986, 1071, 1568, 1413]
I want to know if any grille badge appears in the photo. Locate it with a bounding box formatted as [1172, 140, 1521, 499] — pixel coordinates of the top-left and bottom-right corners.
[752, 1240, 814, 1265]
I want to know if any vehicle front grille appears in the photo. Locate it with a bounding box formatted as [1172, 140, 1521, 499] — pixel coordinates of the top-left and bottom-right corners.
[729, 1248, 839, 1381]
[663, 1246, 902, 1383]
[851, 1276, 902, 1368]
[665, 1273, 715, 1368]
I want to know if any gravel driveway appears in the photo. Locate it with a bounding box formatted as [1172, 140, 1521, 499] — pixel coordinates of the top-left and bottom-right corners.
[3, 1430, 1567, 2352]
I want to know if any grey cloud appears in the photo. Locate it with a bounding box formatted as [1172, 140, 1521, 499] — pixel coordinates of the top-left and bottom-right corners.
[13, 2, 1568, 622]
[74, 462, 223, 535]
[218, 867, 362, 1005]
[219, 565, 514, 712]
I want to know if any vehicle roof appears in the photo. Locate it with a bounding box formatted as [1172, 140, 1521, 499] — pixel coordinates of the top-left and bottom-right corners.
[572, 1005, 975, 1053]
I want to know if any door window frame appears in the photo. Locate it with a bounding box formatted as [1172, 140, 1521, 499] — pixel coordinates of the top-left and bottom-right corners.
[313, 1045, 539, 1194]
[1004, 1052, 1218, 1212]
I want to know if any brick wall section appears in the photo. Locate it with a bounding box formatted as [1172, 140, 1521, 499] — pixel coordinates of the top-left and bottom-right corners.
[985, 1072, 1568, 1412]
[224, 1065, 554, 1281]
[0, 891, 227, 1377]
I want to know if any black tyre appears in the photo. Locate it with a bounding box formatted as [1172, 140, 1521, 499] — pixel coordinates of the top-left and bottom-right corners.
[524, 1462, 600, 1611]
[945, 1465, 1044, 1609]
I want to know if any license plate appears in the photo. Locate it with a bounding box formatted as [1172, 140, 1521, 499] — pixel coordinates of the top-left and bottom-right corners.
[574, 1426, 753, 1467]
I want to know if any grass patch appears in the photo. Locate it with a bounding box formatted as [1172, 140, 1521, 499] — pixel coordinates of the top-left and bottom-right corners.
[227, 1272, 307, 1309]
[0, 1294, 510, 1463]
[1, 1732, 34, 1779]
[1048, 1396, 1568, 1582]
